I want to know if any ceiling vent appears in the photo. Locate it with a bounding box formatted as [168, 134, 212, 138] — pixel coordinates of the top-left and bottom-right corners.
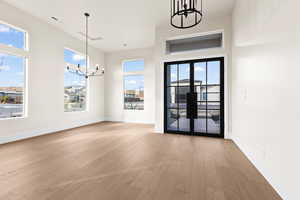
[78, 32, 103, 41]
[166, 32, 223, 54]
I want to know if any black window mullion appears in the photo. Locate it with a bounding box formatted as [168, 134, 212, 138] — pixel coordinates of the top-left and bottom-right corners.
[205, 61, 208, 134]
[190, 62, 194, 135]
[177, 64, 179, 132]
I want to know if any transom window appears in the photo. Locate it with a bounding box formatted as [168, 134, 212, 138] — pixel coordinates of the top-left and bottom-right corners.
[0, 22, 27, 50]
[64, 48, 88, 112]
[123, 60, 144, 110]
[0, 22, 27, 119]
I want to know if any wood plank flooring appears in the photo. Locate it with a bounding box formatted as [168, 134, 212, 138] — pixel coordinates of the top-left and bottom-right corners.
[0, 122, 282, 200]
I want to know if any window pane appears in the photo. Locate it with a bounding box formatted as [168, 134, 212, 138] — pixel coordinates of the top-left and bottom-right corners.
[64, 49, 87, 67]
[0, 23, 26, 49]
[167, 87, 177, 109]
[195, 85, 206, 101]
[124, 75, 144, 110]
[178, 63, 189, 86]
[207, 102, 220, 110]
[123, 60, 144, 72]
[64, 49, 87, 112]
[194, 62, 206, 85]
[207, 61, 220, 84]
[0, 53, 25, 118]
[167, 109, 178, 131]
[207, 110, 221, 134]
[167, 64, 177, 86]
[178, 109, 190, 132]
[195, 110, 206, 133]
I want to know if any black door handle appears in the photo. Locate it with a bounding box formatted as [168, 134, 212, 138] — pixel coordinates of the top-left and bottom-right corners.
[186, 93, 192, 119]
[192, 92, 198, 119]
[187, 92, 197, 119]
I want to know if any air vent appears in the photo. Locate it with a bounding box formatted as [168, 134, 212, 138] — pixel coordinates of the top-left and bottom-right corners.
[166, 32, 223, 54]
[78, 32, 103, 41]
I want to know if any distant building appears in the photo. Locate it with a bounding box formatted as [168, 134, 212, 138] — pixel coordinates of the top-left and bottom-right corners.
[0, 91, 23, 104]
[124, 89, 144, 102]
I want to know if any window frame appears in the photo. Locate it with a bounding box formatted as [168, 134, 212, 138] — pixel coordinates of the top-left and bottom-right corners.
[122, 59, 145, 111]
[63, 47, 89, 113]
[0, 21, 28, 120]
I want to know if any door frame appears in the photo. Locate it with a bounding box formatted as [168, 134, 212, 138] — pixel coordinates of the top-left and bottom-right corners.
[164, 57, 225, 138]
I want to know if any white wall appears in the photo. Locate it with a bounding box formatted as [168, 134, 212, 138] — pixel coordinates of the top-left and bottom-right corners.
[154, 16, 232, 137]
[104, 48, 155, 124]
[231, 1, 300, 199]
[0, 2, 105, 144]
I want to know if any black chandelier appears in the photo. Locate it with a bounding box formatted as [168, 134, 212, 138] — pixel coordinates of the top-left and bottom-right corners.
[67, 13, 104, 79]
[170, 0, 203, 29]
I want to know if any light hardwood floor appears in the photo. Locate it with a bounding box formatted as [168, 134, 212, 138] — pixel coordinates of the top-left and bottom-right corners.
[0, 122, 281, 200]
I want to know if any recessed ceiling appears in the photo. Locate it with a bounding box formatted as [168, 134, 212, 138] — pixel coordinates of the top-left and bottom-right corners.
[3, 0, 235, 52]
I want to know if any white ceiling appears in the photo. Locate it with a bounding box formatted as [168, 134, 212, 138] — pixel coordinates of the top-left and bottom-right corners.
[3, 0, 235, 52]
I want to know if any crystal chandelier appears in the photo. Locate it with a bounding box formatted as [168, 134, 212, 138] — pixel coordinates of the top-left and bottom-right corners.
[67, 13, 104, 79]
[170, 0, 203, 29]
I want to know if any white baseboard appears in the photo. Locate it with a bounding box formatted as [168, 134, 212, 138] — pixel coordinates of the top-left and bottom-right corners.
[0, 118, 104, 144]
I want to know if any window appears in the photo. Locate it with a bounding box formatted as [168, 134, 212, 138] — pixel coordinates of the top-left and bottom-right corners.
[64, 48, 87, 112]
[123, 60, 144, 110]
[166, 32, 223, 54]
[123, 60, 144, 72]
[0, 22, 27, 119]
[0, 22, 26, 50]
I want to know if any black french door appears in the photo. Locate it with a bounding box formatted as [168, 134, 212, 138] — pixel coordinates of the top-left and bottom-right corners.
[164, 57, 224, 138]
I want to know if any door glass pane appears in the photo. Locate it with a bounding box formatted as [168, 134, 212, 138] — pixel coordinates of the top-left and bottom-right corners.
[207, 61, 220, 84]
[198, 102, 206, 110]
[195, 85, 206, 101]
[207, 102, 220, 110]
[178, 64, 190, 86]
[177, 86, 190, 132]
[167, 64, 177, 86]
[167, 109, 178, 131]
[195, 110, 206, 133]
[194, 62, 206, 86]
[207, 110, 220, 134]
[179, 109, 190, 132]
[167, 87, 177, 109]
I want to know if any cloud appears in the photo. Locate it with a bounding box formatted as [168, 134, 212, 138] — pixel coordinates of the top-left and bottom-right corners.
[0, 65, 10, 71]
[195, 67, 204, 72]
[0, 24, 10, 32]
[72, 54, 85, 61]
